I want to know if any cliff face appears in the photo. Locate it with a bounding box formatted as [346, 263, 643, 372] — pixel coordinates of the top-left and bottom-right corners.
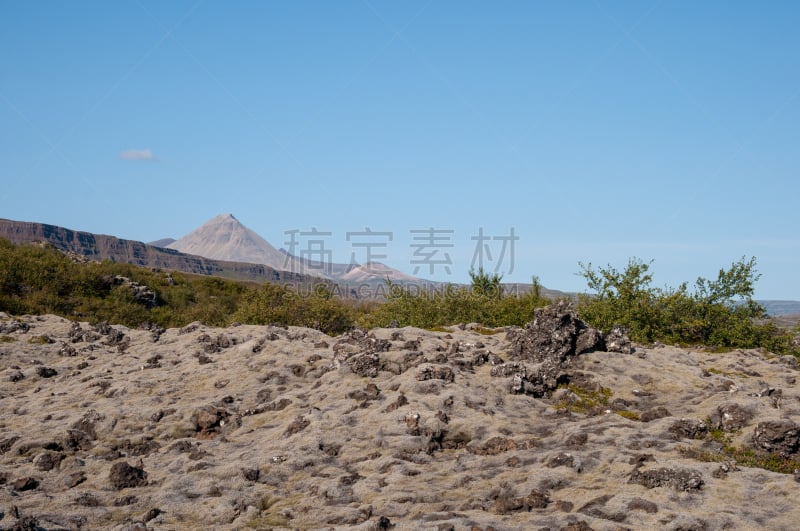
[0, 219, 310, 284]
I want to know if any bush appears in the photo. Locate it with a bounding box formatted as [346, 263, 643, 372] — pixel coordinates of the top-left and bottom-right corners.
[577, 256, 797, 355]
[357, 277, 550, 330]
[0, 240, 250, 328]
[233, 283, 355, 335]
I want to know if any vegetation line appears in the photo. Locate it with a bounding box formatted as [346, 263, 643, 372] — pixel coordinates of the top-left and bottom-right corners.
[0, 240, 796, 355]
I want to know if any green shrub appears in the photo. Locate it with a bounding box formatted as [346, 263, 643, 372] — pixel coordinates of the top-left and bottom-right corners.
[233, 283, 355, 334]
[577, 256, 797, 355]
[0, 239, 251, 328]
[357, 277, 550, 330]
[28, 335, 53, 345]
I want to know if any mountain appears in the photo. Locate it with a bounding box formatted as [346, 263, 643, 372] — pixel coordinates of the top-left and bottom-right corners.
[0, 218, 312, 285]
[339, 262, 419, 283]
[167, 214, 290, 270]
[761, 300, 800, 317]
[148, 237, 176, 248]
[167, 214, 420, 284]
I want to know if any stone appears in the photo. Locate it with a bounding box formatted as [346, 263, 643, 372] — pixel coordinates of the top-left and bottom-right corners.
[577, 494, 626, 522]
[0, 435, 20, 454]
[285, 416, 310, 436]
[64, 471, 86, 488]
[241, 468, 260, 482]
[0, 320, 29, 334]
[192, 405, 239, 438]
[627, 497, 658, 514]
[628, 467, 703, 491]
[605, 325, 634, 354]
[416, 365, 455, 382]
[710, 403, 752, 432]
[35, 366, 57, 378]
[12, 477, 40, 491]
[669, 419, 708, 440]
[111, 275, 159, 308]
[548, 452, 576, 469]
[109, 461, 147, 489]
[70, 409, 104, 440]
[503, 303, 603, 398]
[33, 452, 64, 471]
[6, 516, 40, 531]
[490, 362, 527, 378]
[349, 353, 381, 378]
[752, 420, 800, 458]
[640, 407, 671, 422]
[469, 437, 518, 456]
[507, 301, 594, 363]
[575, 326, 605, 355]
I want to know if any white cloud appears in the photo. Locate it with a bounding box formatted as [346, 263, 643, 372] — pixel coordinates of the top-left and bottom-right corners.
[119, 149, 155, 161]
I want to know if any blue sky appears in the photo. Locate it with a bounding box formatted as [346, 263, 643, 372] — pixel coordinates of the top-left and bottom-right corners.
[1, 1, 798, 298]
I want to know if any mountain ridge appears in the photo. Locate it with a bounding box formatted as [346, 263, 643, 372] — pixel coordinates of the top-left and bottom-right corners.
[167, 213, 419, 284]
[0, 218, 311, 286]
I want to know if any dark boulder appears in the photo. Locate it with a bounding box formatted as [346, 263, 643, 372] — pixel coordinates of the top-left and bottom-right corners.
[640, 407, 672, 422]
[111, 275, 159, 309]
[507, 301, 600, 363]
[35, 367, 57, 378]
[605, 325, 634, 354]
[109, 461, 147, 489]
[349, 353, 381, 378]
[502, 302, 605, 397]
[710, 403, 753, 432]
[752, 420, 800, 458]
[192, 405, 239, 439]
[629, 467, 703, 491]
[12, 477, 40, 491]
[416, 365, 455, 383]
[669, 419, 708, 440]
[65, 409, 104, 450]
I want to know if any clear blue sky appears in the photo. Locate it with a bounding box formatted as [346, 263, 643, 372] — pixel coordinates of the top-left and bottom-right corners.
[2, 1, 798, 299]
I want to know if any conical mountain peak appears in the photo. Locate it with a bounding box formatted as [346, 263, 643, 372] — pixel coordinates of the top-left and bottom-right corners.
[167, 214, 421, 283]
[167, 214, 288, 269]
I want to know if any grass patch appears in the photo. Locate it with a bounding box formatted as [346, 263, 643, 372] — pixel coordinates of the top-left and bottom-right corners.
[244, 515, 290, 528]
[681, 424, 800, 475]
[27, 335, 52, 345]
[706, 367, 750, 378]
[679, 444, 800, 475]
[616, 410, 640, 421]
[0, 335, 16, 343]
[554, 384, 612, 414]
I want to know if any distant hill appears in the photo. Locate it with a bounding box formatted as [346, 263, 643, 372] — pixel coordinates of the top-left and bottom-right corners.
[0, 219, 311, 285]
[148, 237, 176, 248]
[0, 218, 440, 298]
[1, 217, 583, 301]
[760, 300, 800, 317]
[166, 213, 420, 285]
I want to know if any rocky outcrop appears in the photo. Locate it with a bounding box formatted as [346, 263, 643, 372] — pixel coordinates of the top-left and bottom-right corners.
[752, 420, 800, 458]
[109, 461, 147, 489]
[506, 301, 606, 363]
[111, 275, 159, 308]
[628, 467, 704, 491]
[500, 302, 626, 397]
